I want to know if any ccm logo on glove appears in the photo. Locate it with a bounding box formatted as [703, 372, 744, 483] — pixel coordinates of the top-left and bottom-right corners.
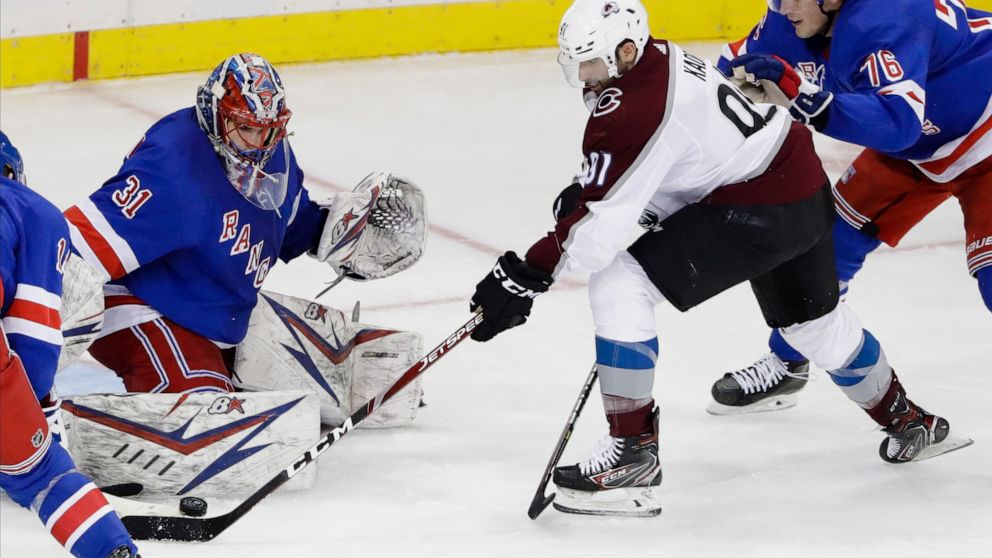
[493, 262, 544, 298]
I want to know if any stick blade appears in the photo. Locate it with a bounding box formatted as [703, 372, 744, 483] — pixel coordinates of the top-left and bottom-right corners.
[121, 512, 238, 542]
[527, 493, 555, 520]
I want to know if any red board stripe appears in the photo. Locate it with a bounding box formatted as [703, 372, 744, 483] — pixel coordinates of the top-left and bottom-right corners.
[73, 31, 89, 81]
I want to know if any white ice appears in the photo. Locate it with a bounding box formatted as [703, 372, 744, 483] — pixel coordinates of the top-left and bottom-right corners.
[1, 43, 990, 558]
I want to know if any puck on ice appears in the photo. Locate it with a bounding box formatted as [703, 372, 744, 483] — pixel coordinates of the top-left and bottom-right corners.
[179, 496, 208, 517]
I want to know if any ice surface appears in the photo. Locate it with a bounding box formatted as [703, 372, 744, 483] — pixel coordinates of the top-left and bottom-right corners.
[1, 43, 989, 558]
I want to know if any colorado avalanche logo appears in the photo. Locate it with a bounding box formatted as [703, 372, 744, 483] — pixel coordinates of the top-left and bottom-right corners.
[602, 1, 620, 16]
[593, 87, 623, 117]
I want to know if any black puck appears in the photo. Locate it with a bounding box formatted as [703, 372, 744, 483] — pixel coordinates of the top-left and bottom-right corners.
[179, 496, 208, 517]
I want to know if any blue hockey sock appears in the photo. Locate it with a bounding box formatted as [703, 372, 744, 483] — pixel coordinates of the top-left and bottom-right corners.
[977, 266, 992, 313]
[1, 443, 137, 558]
[833, 217, 881, 287]
[35, 463, 137, 558]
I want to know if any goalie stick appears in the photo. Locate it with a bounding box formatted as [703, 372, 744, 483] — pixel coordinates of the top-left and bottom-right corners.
[527, 363, 598, 520]
[116, 311, 484, 542]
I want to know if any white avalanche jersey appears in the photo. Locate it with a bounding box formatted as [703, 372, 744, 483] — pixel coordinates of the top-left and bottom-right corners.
[526, 39, 826, 277]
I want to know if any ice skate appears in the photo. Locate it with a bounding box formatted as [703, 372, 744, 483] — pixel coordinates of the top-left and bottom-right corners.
[872, 379, 973, 463]
[708, 353, 809, 415]
[552, 410, 661, 517]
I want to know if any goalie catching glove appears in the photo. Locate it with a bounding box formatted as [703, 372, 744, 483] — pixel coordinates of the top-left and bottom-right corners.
[470, 251, 552, 342]
[729, 53, 833, 129]
[313, 172, 426, 281]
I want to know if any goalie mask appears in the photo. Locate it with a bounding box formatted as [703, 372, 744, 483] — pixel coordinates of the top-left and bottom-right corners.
[196, 53, 292, 210]
[557, 0, 650, 88]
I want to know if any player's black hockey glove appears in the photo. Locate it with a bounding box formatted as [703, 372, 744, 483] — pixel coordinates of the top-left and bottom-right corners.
[470, 251, 553, 342]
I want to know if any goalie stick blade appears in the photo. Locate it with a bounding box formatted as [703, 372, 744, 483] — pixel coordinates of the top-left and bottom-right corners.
[527, 493, 555, 520]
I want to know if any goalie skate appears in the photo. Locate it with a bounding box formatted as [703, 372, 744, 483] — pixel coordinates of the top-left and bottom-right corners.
[552, 409, 662, 518]
[707, 353, 809, 415]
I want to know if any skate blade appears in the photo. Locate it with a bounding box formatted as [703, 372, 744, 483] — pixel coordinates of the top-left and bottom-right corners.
[706, 393, 798, 416]
[911, 434, 975, 463]
[552, 486, 662, 518]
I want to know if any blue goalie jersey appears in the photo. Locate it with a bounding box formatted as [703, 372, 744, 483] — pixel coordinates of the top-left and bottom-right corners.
[66, 108, 327, 346]
[1, 177, 70, 400]
[718, 0, 992, 182]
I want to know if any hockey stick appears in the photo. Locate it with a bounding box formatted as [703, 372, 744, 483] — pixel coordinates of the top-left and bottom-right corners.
[118, 312, 485, 542]
[527, 363, 598, 520]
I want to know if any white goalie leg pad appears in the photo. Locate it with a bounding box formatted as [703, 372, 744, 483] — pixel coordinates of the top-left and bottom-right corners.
[61, 390, 320, 498]
[234, 291, 355, 425]
[350, 325, 423, 428]
[233, 290, 423, 428]
[58, 253, 105, 372]
[311, 172, 427, 281]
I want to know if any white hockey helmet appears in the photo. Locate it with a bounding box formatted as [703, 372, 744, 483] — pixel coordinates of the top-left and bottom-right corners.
[557, 0, 651, 88]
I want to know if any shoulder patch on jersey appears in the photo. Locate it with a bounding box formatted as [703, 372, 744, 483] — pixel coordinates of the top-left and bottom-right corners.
[593, 88, 624, 117]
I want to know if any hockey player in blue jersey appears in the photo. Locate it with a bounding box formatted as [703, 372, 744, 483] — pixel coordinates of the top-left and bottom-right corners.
[707, 0, 992, 427]
[65, 53, 424, 395]
[1, 131, 139, 557]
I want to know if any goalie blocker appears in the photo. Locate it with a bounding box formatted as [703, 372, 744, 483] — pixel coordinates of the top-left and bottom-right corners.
[63, 290, 423, 499]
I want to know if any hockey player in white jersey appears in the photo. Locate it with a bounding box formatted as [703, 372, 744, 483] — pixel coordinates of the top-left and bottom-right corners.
[469, 0, 966, 517]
